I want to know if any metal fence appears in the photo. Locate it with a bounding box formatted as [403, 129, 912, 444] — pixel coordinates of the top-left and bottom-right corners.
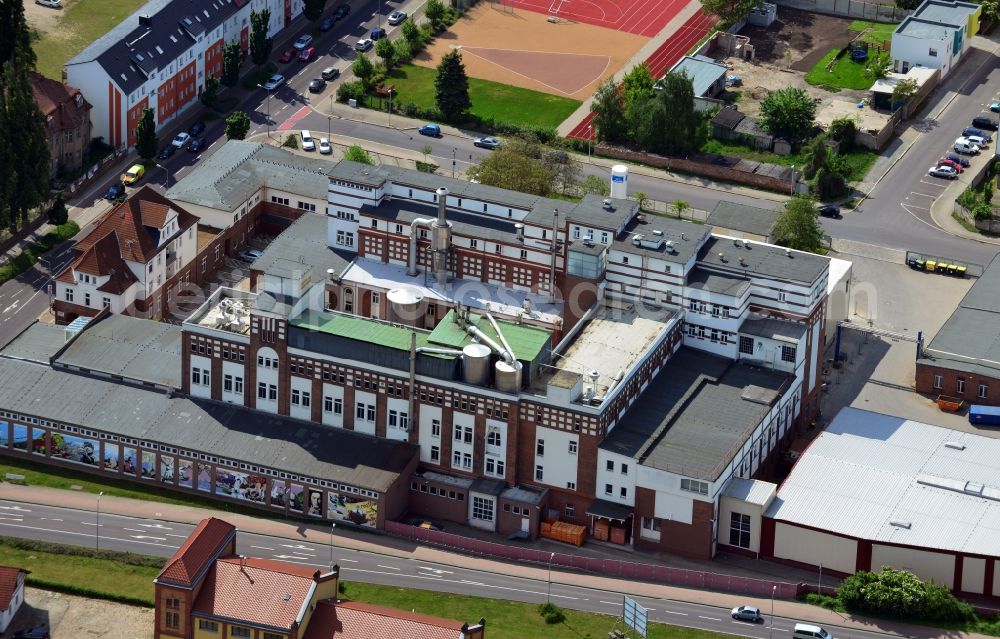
[772, 0, 910, 22]
[385, 521, 802, 598]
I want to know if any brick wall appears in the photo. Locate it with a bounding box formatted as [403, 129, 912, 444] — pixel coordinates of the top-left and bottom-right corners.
[916, 361, 1000, 405]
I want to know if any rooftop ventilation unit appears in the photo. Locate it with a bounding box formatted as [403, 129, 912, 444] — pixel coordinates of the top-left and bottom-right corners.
[652, 229, 663, 236]
[602, 198, 613, 210]
[889, 520, 912, 529]
[944, 441, 966, 450]
[785, 248, 792, 257]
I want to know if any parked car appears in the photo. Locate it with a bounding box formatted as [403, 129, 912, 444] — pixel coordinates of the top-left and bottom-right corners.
[261, 74, 285, 90]
[188, 121, 206, 136]
[792, 623, 833, 639]
[944, 152, 971, 167]
[278, 48, 296, 63]
[473, 136, 500, 149]
[188, 137, 205, 152]
[35, 0, 60, 8]
[320, 15, 335, 31]
[299, 46, 316, 62]
[731, 605, 763, 622]
[319, 138, 332, 154]
[171, 131, 190, 148]
[954, 138, 980, 155]
[371, 26, 386, 40]
[13, 627, 50, 639]
[937, 158, 963, 172]
[292, 34, 313, 50]
[355, 38, 373, 52]
[972, 115, 999, 131]
[301, 129, 316, 152]
[157, 144, 177, 160]
[333, 3, 350, 19]
[419, 123, 441, 137]
[818, 204, 841, 218]
[965, 134, 989, 148]
[308, 78, 326, 93]
[928, 165, 959, 179]
[962, 127, 992, 142]
[238, 248, 263, 263]
[104, 182, 126, 201]
[388, 10, 407, 25]
[991, 101, 1000, 114]
[122, 164, 145, 185]
[321, 66, 341, 80]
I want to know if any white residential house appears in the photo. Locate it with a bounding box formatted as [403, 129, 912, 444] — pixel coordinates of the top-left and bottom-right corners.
[891, 0, 981, 77]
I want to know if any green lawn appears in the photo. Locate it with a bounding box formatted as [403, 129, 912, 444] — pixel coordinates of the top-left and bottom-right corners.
[805, 49, 875, 91]
[384, 64, 581, 130]
[700, 139, 878, 183]
[848, 19, 898, 45]
[33, 0, 149, 80]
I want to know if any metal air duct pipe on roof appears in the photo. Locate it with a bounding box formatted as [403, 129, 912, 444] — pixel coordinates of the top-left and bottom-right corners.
[485, 312, 516, 364]
[406, 218, 434, 277]
[466, 324, 514, 365]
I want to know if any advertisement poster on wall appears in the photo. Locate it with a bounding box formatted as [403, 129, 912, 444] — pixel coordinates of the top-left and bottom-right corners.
[31, 428, 46, 456]
[307, 488, 323, 517]
[289, 484, 304, 512]
[197, 463, 212, 491]
[0, 421, 9, 447]
[216, 469, 268, 505]
[178, 459, 193, 488]
[329, 492, 378, 527]
[11, 425, 27, 451]
[122, 447, 137, 474]
[271, 481, 287, 508]
[49, 434, 99, 467]
[160, 456, 175, 483]
[141, 451, 156, 479]
[103, 445, 120, 471]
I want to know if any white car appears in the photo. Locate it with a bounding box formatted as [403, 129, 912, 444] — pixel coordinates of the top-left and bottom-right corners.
[355, 38, 373, 52]
[928, 165, 958, 179]
[171, 132, 190, 148]
[261, 74, 285, 91]
[388, 10, 408, 25]
[319, 138, 332, 155]
[35, 0, 62, 7]
[954, 137, 980, 155]
[292, 34, 313, 50]
[301, 130, 316, 152]
[964, 134, 988, 148]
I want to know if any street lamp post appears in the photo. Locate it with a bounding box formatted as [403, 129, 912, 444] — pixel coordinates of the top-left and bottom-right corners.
[387, 89, 394, 126]
[96, 491, 103, 551]
[257, 84, 273, 138]
[790, 164, 796, 195]
[769, 584, 776, 639]
[546, 552, 556, 604]
[327, 116, 332, 140]
[329, 522, 336, 568]
[155, 163, 171, 188]
[452, 148, 457, 179]
[587, 124, 592, 162]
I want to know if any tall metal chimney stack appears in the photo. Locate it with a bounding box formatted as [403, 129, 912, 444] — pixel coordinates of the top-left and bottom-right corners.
[432, 187, 452, 287]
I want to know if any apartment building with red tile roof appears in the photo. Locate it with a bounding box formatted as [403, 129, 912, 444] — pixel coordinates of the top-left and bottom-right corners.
[0, 566, 28, 633]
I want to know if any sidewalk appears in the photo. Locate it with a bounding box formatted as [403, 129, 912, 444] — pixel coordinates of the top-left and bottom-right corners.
[1, 482, 991, 639]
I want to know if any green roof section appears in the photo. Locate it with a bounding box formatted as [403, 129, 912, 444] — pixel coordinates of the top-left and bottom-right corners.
[428, 311, 552, 363]
[291, 310, 454, 358]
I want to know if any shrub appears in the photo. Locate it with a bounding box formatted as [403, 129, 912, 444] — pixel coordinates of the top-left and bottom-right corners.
[538, 602, 566, 625]
[337, 80, 367, 104]
[828, 116, 859, 152]
[343, 145, 375, 165]
[282, 134, 298, 149]
[838, 567, 975, 624]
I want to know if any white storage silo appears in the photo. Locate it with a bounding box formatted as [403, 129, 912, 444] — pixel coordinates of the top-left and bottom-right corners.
[386, 287, 425, 326]
[610, 165, 628, 200]
[461, 343, 492, 385]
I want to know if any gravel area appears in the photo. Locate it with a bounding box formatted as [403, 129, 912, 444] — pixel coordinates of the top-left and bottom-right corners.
[9, 588, 153, 639]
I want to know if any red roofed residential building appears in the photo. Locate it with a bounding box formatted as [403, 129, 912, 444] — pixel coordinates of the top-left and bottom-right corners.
[0, 566, 29, 633]
[53, 186, 199, 323]
[155, 518, 486, 639]
[30, 72, 92, 180]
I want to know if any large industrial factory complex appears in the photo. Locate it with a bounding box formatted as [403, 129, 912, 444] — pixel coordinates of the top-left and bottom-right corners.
[1, 141, 838, 559]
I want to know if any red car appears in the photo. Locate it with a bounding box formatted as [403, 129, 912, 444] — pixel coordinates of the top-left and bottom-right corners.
[298, 46, 316, 62]
[278, 49, 295, 63]
[937, 158, 964, 172]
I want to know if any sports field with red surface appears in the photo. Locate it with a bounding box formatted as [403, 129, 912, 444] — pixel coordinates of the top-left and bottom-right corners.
[566, 8, 716, 139]
[505, 0, 688, 36]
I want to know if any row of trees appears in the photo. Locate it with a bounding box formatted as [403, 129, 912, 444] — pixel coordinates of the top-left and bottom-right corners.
[590, 64, 702, 156]
[0, 0, 51, 232]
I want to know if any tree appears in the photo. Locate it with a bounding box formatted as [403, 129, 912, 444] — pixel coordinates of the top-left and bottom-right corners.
[621, 63, 656, 111]
[222, 40, 241, 87]
[344, 145, 375, 165]
[249, 9, 273, 66]
[580, 174, 609, 196]
[201, 75, 219, 109]
[225, 111, 251, 140]
[425, 0, 446, 28]
[303, 0, 327, 21]
[134, 107, 158, 162]
[435, 51, 471, 122]
[352, 53, 376, 92]
[375, 37, 396, 67]
[759, 87, 816, 142]
[867, 50, 891, 80]
[801, 135, 830, 180]
[838, 568, 974, 623]
[699, 0, 761, 22]
[590, 78, 626, 143]
[634, 191, 649, 211]
[891, 78, 919, 110]
[980, 0, 1000, 25]
[629, 71, 700, 155]
[773, 197, 824, 253]
[828, 116, 858, 151]
[401, 19, 422, 47]
[671, 199, 690, 218]
[543, 151, 581, 196]
[47, 193, 68, 225]
[468, 137, 555, 196]
[421, 143, 432, 162]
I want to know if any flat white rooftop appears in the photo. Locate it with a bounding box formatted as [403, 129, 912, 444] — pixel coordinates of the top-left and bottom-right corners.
[340, 259, 563, 327]
[546, 302, 675, 395]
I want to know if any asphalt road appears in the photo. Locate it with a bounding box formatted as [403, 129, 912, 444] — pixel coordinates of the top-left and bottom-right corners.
[0, 499, 902, 639]
[0, 241, 75, 346]
[829, 44, 1000, 268]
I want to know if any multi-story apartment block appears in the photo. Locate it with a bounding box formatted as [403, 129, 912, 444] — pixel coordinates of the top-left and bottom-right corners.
[30, 72, 93, 179]
[64, 0, 303, 148]
[166, 141, 833, 558]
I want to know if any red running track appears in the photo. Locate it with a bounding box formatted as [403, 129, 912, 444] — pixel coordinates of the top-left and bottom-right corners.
[507, 0, 687, 36]
[566, 8, 716, 140]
